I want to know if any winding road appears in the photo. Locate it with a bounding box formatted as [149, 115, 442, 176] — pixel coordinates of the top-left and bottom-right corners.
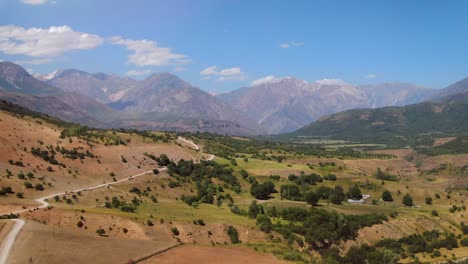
[0, 137, 210, 264]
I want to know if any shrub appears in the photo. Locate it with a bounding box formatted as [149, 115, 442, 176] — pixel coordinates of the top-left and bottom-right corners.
[16, 192, 24, 199]
[24, 182, 33, 188]
[77, 221, 84, 228]
[96, 228, 106, 236]
[227, 226, 240, 243]
[431, 210, 439, 216]
[461, 238, 468, 247]
[425, 197, 433, 205]
[382, 190, 393, 202]
[305, 191, 319, 206]
[147, 220, 154, 226]
[171, 227, 179, 236]
[256, 215, 272, 233]
[35, 184, 44, 191]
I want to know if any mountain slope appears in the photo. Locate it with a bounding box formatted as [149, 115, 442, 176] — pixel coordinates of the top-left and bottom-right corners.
[47, 69, 137, 104]
[429, 76, 468, 100]
[44, 67, 264, 135]
[290, 91, 468, 145]
[0, 62, 62, 96]
[218, 78, 433, 133]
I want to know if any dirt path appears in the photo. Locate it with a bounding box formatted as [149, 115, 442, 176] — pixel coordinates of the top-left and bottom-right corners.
[0, 219, 24, 264]
[0, 137, 212, 264]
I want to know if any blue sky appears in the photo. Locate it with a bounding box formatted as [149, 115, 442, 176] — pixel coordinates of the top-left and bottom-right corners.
[1, 0, 467, 92]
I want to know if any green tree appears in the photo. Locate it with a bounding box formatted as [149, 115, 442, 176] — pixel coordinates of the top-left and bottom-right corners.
[425, 196, 433, 205]
[348, 184, 363, 200]
[227, 226, 240, 243]
[250, 182, 275, 200]
[403, 193, 413, 207]
[329, 186, 345, 205]
[305, 191, 319, 206]
[249, 200, 259, 218]
[382, 190, 393, 202]
[256, 215, 272, 233]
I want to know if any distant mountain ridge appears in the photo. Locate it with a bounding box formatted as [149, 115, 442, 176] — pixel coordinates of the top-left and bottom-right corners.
[217, 77, 435, 133]
[288, 88, 468, 146]
[0, 62, 263, 135]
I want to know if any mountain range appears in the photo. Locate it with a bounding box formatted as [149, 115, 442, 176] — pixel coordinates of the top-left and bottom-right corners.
[1, 61, 467, 137]
[290, 77, 468, 146]
[217, 78, 435, 133]
[0, 62, 262, 135]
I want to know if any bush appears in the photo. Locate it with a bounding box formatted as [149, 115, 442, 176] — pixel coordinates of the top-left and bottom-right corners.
[96, 228, 106, 236]
[382, 190, 393, 202]
[425, 197, 433, 205]
[431, 210, 439, 216]
[305, 191, 319, 206]
[171, 227, 179, 236]
[147, 220, 154, 226]
[460, 223, 468, 234]
[256, 215, 272, 233]
[461, 238, 468, 247]
[16, 192, 24, 199]
[24, 182, 33, 188]
[227, 226, 240, 243]
[153, 169, 159, 174]
[35, 184, 44, 191]
[77, 221, 84, 228]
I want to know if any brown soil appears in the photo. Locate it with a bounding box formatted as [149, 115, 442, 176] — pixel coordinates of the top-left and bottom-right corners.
[432, 137, 456, 147]
[367, 149, 414, 159]
[141, 244, 288, 264]
[8, 220, 176, 264]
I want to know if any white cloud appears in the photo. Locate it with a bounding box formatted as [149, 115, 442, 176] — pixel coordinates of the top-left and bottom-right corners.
[365, 73, 377, 79]
[0, 25, 103, 60]
[173, 66, 186, 72]
[110, 36, 190, 67]
[280, 41, 304, 49]
[250, 75, 289, 86]
[316, 78, 346, 85]
[125, 69, 151, 77]
[200, 66, 245, 82]
[20, 0, 50, 5]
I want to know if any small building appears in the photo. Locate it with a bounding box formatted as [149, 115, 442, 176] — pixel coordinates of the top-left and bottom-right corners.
[348, 199, 364, 204]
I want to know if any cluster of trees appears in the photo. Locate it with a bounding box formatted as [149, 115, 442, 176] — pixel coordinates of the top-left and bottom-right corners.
[166, 159, 241, 207]
[252, 206, 387, 251]
[30, 146, 62, 166]
[58, 146, 95, 160]
[250, 181, 275, 200]
[8, 160, 24, 167]
[0, 186, 14, 195]
[374, 168, 399, 181]
[334, 229, 462, 263]
[104, 196, 141, 213]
